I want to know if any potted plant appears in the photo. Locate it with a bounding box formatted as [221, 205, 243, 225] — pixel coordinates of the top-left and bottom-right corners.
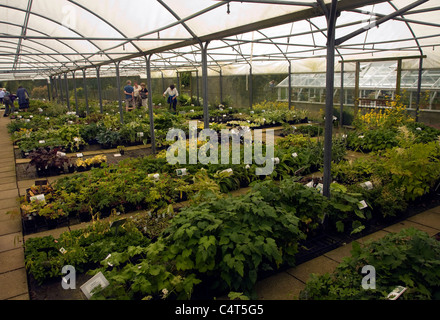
[117, 145, 126, 155]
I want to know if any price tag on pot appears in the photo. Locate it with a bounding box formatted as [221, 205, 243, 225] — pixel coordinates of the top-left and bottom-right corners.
[271, 157, 280, 165]
[80, 272, 110, 300]
[176, 168, 188, 176]
[361, 181, 373, 190]
[358, 200, 368, 210]
[387, 286, 407, 300]
[137, 132, 144, 137]
[30, 194, 45, 203]
[76, 153, 83, 158]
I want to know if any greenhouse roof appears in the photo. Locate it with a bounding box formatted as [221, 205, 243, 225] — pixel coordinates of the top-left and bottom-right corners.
[276, 61, 440, 90]
[1, 0, 440, 80]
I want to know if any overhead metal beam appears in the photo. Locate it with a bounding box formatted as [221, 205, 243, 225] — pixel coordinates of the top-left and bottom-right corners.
[335, 0, 429, 46]
[12, 0, 33, 71]
[223, 0, 317, 6]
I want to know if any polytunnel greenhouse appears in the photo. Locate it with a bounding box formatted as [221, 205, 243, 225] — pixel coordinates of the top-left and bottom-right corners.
[1, 0, 440, 309]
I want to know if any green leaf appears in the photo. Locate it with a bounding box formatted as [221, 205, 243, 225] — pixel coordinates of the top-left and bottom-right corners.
[336, 220, 345, 233]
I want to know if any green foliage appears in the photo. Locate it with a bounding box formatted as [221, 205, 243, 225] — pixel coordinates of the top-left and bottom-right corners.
[24, 218, 149, 284]
[295, 125, 323, 137]
[347, 128, 398, 152]
[378, 142, 440, 201]
[300, 228, 440, 300]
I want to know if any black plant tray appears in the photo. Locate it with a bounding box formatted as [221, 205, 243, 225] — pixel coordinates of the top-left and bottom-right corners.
[294, 233, 342, 266]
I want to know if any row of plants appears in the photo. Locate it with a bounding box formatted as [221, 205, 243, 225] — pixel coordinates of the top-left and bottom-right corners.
[24, 171, 440, 299]
[299, 227, 440, 300]
[24, 176, 369, 298]
[19, 133, 345, 227]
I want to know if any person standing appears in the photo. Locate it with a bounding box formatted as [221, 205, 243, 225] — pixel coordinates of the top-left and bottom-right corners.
[133, 81, 142, 107]
[139, 83, 149, 110]
[163, 84, 179, 113]
[16, 85, 30, 112]
[124, 80, 134, 112]
[3, 89, 16, 117]
[0, 88, 4, 105]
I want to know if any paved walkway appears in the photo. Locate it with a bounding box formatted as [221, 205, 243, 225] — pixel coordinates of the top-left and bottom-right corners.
[0, 115, 29, 300]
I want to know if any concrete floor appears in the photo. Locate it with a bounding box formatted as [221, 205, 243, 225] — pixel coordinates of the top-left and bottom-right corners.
[0, 115, 29, 300]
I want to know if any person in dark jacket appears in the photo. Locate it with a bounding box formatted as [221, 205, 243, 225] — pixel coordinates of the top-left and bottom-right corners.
[3, 89, 17, 117]
[16, 85, 30, 112]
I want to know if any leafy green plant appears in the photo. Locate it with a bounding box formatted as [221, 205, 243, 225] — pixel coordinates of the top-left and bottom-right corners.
[299, 228, 440, 300]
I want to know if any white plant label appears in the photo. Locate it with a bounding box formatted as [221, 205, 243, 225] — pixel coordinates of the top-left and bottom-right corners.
[305, 181, 314, 188]
[358, 135, 365, 139]
[387, 286, 407, 300]
[292, 152, 298, 158]
[271, 157, 280, 165]
[176, 168, 187, 176]
[361, 181, 373, 190]
[148, 173, 160, 181]
[59, 247, 67, 254]
[114, 153, 122, 157]
[221, 168, 233, 176]
[315, 183, 324, 194]
[80, 272, 110, 300]
[30, 194, 45, 203]
[76, 153, 83, 158]
[358, 200, 368, 210]
[39, 140, 46, 144]
[137, 132, 144, 137]
[57, 151, 67, 157]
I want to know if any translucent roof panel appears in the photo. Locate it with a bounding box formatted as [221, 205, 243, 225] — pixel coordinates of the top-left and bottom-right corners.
[1, 0, 440, 80]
